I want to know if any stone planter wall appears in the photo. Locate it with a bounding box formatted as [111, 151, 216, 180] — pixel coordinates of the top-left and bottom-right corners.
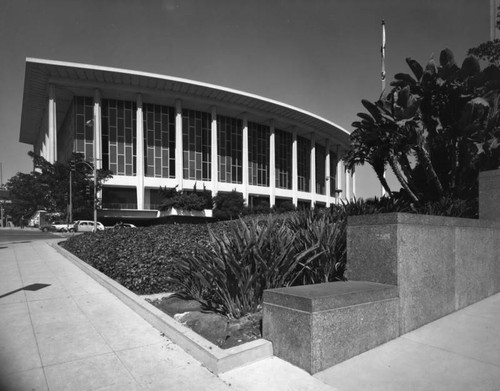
[263, 169, 500, 373]
[347, 213, 500, 334]
[263, 281, 399, 374]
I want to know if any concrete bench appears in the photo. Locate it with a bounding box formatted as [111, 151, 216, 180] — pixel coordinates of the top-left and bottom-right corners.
[263, 281, 399, 374]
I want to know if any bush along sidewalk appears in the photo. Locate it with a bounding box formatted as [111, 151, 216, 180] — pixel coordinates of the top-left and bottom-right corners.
[61, 196, 479, 320]
[60, 222, 232, 294]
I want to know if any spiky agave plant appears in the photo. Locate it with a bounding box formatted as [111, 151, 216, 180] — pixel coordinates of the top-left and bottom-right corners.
[168, 216, 321, 318]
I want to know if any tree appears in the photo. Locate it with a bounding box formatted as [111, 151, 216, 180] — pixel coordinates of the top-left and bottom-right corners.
[5, 152, 112, 223]
[344, 48, 500, 202]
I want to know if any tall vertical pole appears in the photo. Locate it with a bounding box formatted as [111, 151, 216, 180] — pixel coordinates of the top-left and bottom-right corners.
[381, 20, 387, 197]
[381, 20, 386, 93]
[93, 122, 97, 232]
[69, 170, 73, 223]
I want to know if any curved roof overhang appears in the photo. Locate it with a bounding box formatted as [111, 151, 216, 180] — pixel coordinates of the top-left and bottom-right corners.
[20, 58, 350, 151]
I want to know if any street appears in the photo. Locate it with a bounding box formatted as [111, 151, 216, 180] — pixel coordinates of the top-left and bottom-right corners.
[0, 229, 63, 244]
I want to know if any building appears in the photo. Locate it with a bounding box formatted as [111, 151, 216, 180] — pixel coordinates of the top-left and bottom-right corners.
[20, 58, 353, 220]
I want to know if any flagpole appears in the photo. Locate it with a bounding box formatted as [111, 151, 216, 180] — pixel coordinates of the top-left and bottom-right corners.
[381, 19, 387, 197]
[381, 20, 386, 93]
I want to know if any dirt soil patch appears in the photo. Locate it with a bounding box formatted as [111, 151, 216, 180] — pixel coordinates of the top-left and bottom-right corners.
[146, 295, 262, 349]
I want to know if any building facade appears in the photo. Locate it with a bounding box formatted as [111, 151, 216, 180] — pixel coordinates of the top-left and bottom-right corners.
[20, 58, 354, 219]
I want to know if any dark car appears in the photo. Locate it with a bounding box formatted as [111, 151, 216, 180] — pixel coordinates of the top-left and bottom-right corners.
[113, 222, 137, 229]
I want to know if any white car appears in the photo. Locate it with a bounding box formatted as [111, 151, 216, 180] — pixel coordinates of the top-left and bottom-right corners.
[73, 220, 105, 232]
[52, 222, 75, 232]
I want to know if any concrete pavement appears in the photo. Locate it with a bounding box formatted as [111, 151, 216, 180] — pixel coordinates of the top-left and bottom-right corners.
[1, 235, 499, 390]
[0, 238, 333, 391]
[314, 292, 500, 390]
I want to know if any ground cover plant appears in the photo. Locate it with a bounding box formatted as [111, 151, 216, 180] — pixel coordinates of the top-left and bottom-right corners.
[60, 221, 232, 294]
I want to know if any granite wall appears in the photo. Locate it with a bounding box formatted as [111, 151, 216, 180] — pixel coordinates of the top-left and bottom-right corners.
[347, 213, 500, 334]
[263, 281, 399, 374]
[263, 169, 500, 373]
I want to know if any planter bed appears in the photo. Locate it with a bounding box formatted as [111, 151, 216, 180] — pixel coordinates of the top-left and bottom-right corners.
[51, 243, 273, 374]
[144, 294, 262, 349]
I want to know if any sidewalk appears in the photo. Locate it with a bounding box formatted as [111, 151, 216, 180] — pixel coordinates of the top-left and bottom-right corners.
[0, 239, 333, 391]
[1, 238, 500, 390]
[315, 292, 500, 390]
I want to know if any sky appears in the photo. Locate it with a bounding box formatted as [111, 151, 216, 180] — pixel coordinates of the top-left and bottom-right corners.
[0, 0, 491, 198]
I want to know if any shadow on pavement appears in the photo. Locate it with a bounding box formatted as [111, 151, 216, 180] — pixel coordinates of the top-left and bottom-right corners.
[0, 283, 51, 298]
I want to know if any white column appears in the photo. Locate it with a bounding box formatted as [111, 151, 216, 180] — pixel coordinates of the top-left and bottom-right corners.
[345, 164, 351, 201]
[48, 84, 57, 163]
[336, 156, 343, 203]
[310, 133, 316, 208]
[93, 89, 102, 169]
[211, 106, 218, 197]
[269, 121, 276, 207]
[325, 139, 331, 207]
[292, 129, 298, 207]
[93, 89, 102, 209]
[352, 168, 356, 199]
[242, 114, 249, 205]
[175, 99, 183, 191]
[136, 94, 145, 210]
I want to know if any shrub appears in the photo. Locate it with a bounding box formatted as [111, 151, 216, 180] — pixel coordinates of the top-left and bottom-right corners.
[167, 216, 321, 318]
[249, 201, 271, 215]
[159, 185, 213, 211]
[287, 209, 347, 285]
[213, 191, 246, 220]
[60, 222, 231, 294]
[273, 200, 296, 214]
[413, 197, 478, 218]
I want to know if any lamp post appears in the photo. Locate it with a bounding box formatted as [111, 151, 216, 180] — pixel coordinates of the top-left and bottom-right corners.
[69, 168, 72, 223]
[86, 119, 98, 232]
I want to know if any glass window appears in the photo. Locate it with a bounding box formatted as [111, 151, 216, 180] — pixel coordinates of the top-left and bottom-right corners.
[218, 115, 242, 184]
[316, 143, 326, 195]
[182, 109, 211, 181]
[275, 129, 292, 189]
[73, 96, 94, 161]
[144, 103, 175, 178]
[249, 122, 270, 187]
[297, 136, 310, 192]
[102, 99, 137, 176]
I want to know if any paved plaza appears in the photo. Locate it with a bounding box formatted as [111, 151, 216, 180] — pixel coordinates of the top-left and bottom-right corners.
[0, 232, 499, 390]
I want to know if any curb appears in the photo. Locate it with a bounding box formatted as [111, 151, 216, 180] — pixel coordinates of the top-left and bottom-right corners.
[50, 242, 273, 374]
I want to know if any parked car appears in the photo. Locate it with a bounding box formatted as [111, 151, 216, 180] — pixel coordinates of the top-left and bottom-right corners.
[52, 222, 75, 232]
[73, 220, 105, 232]
[39, 221, 74, 232]
[113, 222, 137, 229]
[39, 223, 57, 233]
